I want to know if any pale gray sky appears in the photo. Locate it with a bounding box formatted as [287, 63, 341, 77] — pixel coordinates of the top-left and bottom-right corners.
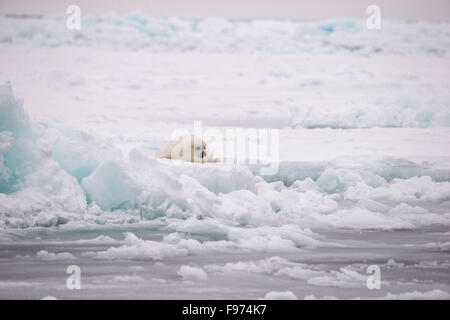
[0, 0, 449, 19]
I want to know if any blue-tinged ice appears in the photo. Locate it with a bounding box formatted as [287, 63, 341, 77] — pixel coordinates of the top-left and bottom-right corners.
[0, 82, 35, 193]
[81, 161, 138, 210]
[52, 136, 99, 181]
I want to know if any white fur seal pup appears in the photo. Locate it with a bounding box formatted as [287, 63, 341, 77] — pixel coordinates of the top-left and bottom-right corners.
[155, 135, 219, 163]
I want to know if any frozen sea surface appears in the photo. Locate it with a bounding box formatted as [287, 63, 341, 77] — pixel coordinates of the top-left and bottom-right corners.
[0, 13, 449, 299]
[1, 225, 449, 299]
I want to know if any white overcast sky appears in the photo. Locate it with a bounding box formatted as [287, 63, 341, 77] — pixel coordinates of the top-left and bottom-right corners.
[0, 0, 449, 19]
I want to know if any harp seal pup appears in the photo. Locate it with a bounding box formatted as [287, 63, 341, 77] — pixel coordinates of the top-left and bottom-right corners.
[156, 135, 219, 163]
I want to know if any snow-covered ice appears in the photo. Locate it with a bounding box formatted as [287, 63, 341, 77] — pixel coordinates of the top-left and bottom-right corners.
[0, 12, 449, 299]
